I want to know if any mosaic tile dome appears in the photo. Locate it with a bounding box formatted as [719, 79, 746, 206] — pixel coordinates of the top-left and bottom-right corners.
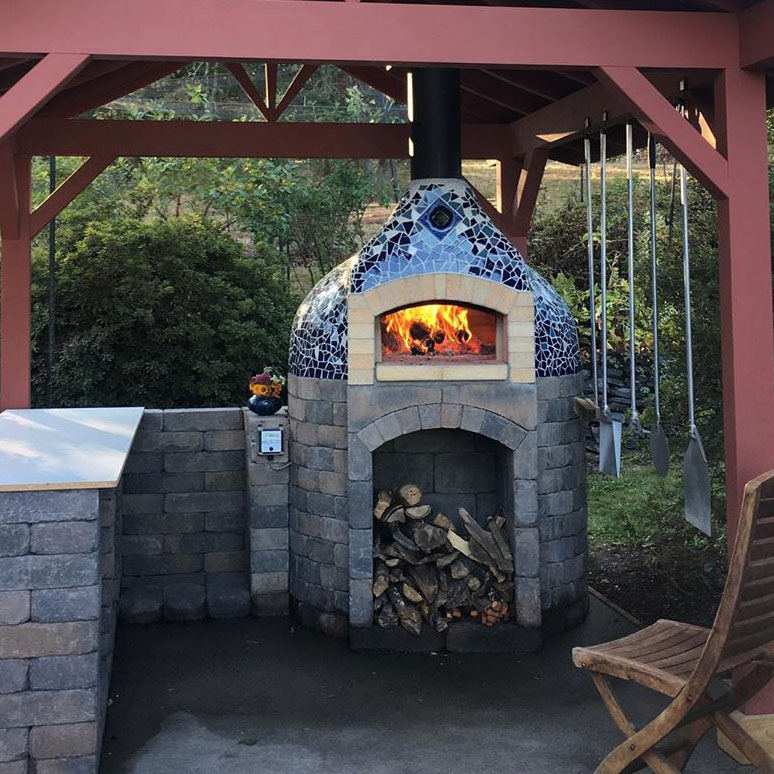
[289, 179, 580, 380]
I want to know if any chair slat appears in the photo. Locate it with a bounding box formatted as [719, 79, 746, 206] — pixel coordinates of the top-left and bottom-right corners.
[738, 592, 774, 620]
[724, 623, 774, 660]
[740, 576, 774, 602]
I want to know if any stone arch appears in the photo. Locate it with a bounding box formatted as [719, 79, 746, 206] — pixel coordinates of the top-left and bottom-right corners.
[355, 404, 528, 453]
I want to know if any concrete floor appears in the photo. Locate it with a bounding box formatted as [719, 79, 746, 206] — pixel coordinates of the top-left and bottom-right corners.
[101, 599, 745, 774]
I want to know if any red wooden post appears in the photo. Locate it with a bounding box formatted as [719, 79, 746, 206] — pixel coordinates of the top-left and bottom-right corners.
[0, 149, 32, 410]
[714, 67, 774, 716]
[512, 148, 547, 258]
[496, 156, 522, 243]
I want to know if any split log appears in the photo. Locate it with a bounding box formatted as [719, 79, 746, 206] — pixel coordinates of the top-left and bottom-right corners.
[450, 558, 470, 580]
[408, 564, 438, 603]
[446, 530, 474, 559]
[406, 504, 432, 520]
[397, 484, 423, 507]
[377, 601, 398, 628]
[413, 523, 447, 553]
[487, 516, 513, 565]
[432, 512, 456, 531]
[374, 490, 393, 520]
[390, 525, 419, 552]
[384, 505, 407, 524]
[459, 508, 510, 572]
[402, 582, 423, 603]
[436, 551, 460, 568]
[373, 562, 390, 597]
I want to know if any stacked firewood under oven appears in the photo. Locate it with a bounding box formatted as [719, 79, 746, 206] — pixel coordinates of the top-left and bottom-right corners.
[373, 484, 515, 635]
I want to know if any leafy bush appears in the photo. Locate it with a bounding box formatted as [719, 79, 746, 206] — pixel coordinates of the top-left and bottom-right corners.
[31, 216, 295, 408]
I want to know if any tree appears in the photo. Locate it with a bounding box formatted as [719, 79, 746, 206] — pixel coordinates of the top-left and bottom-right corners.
[30, 216, 295, 408]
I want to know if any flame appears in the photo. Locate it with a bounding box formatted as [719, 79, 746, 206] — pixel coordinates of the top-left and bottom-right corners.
[381, 303, 484, 357]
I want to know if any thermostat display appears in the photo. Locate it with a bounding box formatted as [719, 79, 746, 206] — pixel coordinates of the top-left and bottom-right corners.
[259, 429, 283, 455]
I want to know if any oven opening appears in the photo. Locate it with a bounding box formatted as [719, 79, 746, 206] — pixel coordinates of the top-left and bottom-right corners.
[380, 302, 498, 363]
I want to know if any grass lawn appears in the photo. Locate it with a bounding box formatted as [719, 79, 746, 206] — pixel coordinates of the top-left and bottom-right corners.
[586, 453, 727, 627]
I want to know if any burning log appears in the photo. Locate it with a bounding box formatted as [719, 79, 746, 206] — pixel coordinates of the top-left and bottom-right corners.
[371, 486, 516, 635]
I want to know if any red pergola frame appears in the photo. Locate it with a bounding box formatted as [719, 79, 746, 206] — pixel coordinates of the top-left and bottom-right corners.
[3, 0, 774, 713]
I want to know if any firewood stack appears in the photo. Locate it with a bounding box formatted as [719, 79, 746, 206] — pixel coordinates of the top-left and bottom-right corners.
[372, 484, 515, 636]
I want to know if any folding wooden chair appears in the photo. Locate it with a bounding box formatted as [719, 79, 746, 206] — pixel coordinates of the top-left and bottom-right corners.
[573, 469, 774, 773]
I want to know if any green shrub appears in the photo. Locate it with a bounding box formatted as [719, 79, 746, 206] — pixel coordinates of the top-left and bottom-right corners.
[31, 216, 295, 408]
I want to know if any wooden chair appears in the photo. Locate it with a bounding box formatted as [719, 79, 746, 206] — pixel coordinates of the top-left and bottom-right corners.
[573, 469, 774, 773]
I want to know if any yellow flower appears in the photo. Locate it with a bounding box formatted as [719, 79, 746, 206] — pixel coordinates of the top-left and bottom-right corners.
[251, 384, 271, 396]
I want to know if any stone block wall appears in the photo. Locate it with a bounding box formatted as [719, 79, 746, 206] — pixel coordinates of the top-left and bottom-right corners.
[245, 409, 290, 617]
[118, 408, 250, 623]
[98, 488, 121, 748]
[0, 489, 105, 774]
[287, 375, 349, 638]
[536, 373, 589, 634]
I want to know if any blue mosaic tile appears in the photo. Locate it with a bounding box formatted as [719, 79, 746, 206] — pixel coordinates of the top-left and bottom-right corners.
[288, 180, 580, 380]
[288, 260, 351, 381]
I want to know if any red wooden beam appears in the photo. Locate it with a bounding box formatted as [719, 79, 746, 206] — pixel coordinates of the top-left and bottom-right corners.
[509, 82, 626, 157]
[42, 61, 184, 118]
[0, 151, 32, 410]
[596, 67, 729, 199]
[17, 118, 511, 159]
[0, 53, 89, 143]
[226, 63, 272, 121]
[740, 0, 774, 69]
[29, 154, 116, 238]
[0, 0, 738, 69]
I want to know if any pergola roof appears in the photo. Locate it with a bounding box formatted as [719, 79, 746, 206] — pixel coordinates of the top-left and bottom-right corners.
[2, 0, 774, 169]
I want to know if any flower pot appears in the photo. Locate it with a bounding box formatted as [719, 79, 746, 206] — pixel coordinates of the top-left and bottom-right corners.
[248, 395, 282, 416]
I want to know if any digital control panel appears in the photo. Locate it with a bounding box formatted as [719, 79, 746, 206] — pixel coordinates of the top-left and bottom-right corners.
[259, 428, 283, 455]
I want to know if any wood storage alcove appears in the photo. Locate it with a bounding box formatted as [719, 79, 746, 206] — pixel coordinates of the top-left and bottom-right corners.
[372, 428, 514, 636]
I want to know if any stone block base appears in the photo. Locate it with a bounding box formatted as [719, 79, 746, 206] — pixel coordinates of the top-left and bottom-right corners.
[541, 595, 590, 637]
[349, 621, 541, 653]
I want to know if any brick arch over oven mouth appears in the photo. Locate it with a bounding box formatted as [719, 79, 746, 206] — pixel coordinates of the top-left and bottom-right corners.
[355, 404, 529, 453]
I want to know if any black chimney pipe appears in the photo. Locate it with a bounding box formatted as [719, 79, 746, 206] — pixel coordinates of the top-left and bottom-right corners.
[408, 68, 461, 180]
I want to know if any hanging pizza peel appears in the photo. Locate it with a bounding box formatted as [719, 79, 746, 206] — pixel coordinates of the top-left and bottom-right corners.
[647, 135, 670, 477]
[679, 144, 711, 534]
[597, 121, 622, 478]
[625, 122, 642, 440]
[584, 129, 599, 411]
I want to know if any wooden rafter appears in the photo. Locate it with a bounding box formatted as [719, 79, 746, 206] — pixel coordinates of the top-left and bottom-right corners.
[596, 66, 729, 197]
[226, 63, 273, 121]
[275, 65, 318, 118]
[0, 53, 90, 143]
[42, 61, 184, 118]
[462, 71, 548, 117]
[30, 154, 116, 237]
